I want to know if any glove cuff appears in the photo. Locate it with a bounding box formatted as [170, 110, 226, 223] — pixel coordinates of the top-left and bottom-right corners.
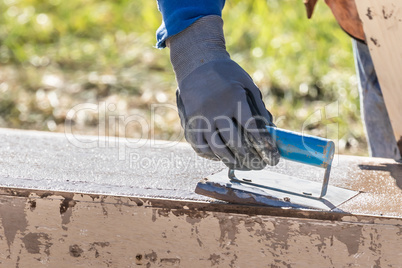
[167, 15, 230, 83]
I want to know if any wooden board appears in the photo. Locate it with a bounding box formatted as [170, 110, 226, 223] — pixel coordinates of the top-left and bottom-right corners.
[1, 191, 402, 267]
[355, 0, 402, 151]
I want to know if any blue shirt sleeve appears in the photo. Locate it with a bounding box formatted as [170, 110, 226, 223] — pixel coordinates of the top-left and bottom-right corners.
[156, 0, 226, 48]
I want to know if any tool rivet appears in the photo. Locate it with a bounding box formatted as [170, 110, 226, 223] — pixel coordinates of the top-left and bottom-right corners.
[284, 197, 290, 202]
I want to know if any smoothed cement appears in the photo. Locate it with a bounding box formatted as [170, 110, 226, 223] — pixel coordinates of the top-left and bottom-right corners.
[0, 128, 401, 217]
[0, 128, 402, 267]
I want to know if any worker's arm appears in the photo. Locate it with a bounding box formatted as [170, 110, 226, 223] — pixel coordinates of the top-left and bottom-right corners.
[156, 2, 280, 170]
[156, 0, 224, 48]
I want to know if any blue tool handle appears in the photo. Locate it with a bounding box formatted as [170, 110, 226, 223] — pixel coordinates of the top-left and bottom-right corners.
[266, 126, 335, 168]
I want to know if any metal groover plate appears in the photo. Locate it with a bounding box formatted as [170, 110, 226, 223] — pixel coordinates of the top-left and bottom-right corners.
[195, 169, 359, 211]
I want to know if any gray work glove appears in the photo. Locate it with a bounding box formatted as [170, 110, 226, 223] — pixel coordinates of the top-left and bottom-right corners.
[167, 15, 280, 170]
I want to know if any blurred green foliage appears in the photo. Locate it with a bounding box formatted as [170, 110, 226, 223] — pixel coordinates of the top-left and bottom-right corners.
[0, 0, 366, 155]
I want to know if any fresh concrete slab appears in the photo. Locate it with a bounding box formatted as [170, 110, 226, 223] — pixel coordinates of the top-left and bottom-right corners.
[0, 128, 401, 217]
[0, 129, 402, 268]
[0, 128, 401, 267]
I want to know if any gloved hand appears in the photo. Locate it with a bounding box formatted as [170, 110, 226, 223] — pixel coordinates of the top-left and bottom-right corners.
[167, 15, 280, 170]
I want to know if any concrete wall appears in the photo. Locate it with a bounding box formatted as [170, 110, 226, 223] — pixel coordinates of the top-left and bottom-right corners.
[1, 188, 401, 267]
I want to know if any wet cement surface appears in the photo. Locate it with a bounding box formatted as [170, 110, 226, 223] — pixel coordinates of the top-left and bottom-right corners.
[0, 128, 401, 217]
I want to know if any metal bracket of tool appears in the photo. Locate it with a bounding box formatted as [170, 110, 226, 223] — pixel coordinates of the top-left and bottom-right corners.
[226, 126, 336, 199]
[228, 162, 332, 200]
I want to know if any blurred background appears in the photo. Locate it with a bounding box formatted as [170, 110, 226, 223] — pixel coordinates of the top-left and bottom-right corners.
[0, 0, 367, 155]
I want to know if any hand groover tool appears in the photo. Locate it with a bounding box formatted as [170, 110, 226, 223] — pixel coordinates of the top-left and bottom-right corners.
[195, 126, 359, 210]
